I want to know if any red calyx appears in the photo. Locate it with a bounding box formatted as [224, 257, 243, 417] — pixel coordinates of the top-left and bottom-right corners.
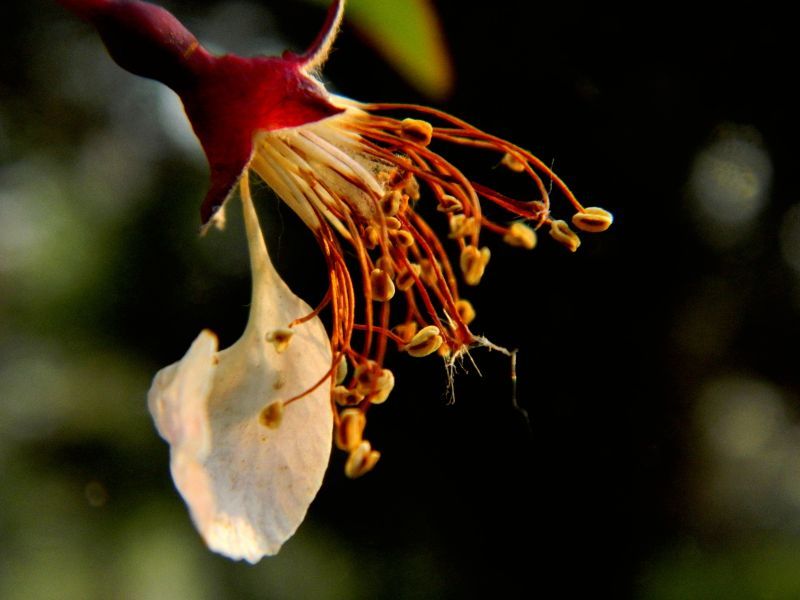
[59, 0, 343, 225]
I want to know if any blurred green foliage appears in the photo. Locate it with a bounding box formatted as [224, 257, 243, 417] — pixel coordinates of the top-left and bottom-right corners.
[310, 0, 453, 99]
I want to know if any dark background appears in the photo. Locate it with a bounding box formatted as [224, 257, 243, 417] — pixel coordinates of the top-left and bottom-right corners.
[2, 1, 799, 598]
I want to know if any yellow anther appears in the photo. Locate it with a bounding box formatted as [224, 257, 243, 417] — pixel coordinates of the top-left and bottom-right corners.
[353, 360, 380, 394]
[549, 219, 581, 252]
[367, 368, 394, 405]
[265, 329, 294, 353]
[403, 325, 443, 357]
[370, 268, 396, 302]
[376, 255, 395, 278]
[345, 440, 381, 478]
[334, 356, 348, 385]
[419, 258, 439, 286]
[400, 118, 434, 146]
[437, 341, 452, 359]
[395, 263, 421, 291]
[455, 299, 476, 325]
[571, 207, 613, 233]
[436, 194, 462, 213]
[363, 225, 381, 249]
[353, 363, 373, 394]
[391, 321, 418, 343]
[384, 216, 402, 230]
[258, 401, 284, 429]
[389, 229, 415, 248]
[381, 189, 406, 217]
[501, 152, 527, 173]
[333, 385, 364, 407]
[403, 175, 421, 201]
[350, 361, 393, 403]
[503, 222, 537, 249]
[377, 167, 400, 185]
[460, 245, 491, 286]
[448, 214, 478, 239]
[335, 408, 366, 451]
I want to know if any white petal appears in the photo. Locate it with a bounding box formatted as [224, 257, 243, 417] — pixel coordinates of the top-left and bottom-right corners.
[148, 180, 333, 562]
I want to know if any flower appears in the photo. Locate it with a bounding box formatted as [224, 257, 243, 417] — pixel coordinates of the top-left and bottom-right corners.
[60, 0, 613, 561]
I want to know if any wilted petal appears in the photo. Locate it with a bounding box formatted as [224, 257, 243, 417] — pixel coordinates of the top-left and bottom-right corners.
[148, 180, 333, 562]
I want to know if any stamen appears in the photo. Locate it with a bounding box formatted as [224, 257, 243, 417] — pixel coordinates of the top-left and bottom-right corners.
[351, 360, 394, 404]
[389, 229, 415, 248]
[391, 321, 418, 342]
[549, 220, 581, 252]
[335, 408, 366, 451]
[419, 258, 439, 286]
[449, 214, 479, 239]
[264, 138, 353, 238]
[395, 264, 421, 291]
[572, 207, 614, 233]
[370, 268, 395, 302]
[381, 189, 405, 216]
[246, 96, 612, 476]
[367, 368, 394, 404]
[333, 385, 364, 406]
[436, 194, 462, 213]
[455, 299, 476, 325]
[501, 152, 527, 173]
[251, 149, 320, 229]
[363, 225, 381, 248]
[403, 174, 421, 201]
[403, 325, 444, 357]
[400, 118, 434, 146]
[503, 222, 537, 249]
[376, 256, 395, 278]
[460, 246, 491, 286]
[334, 355, 348, 385]
[299, 129, 384, 197]
[344, 440, 381, 478]
[384, 216, 402, 230]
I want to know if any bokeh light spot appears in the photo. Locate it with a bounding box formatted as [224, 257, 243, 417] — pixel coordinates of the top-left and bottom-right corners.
[689, 126, 772, 246]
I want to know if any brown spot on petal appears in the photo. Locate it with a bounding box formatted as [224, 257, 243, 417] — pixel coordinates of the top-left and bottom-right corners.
[265, 328, 294, 353]
[259, 402, 284, 429]
[273, 372, 286, 390]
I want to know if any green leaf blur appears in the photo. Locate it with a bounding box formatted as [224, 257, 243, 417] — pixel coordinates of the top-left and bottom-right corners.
[309, 0, 453, 98]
